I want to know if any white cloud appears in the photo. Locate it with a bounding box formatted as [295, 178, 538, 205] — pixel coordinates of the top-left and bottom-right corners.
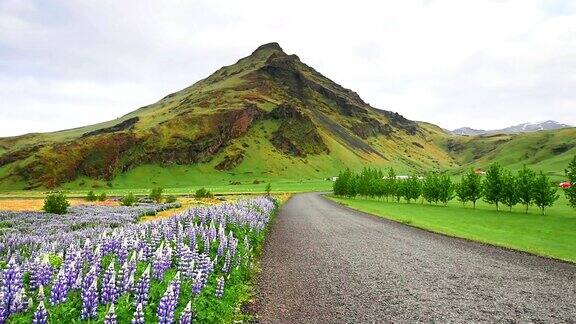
[0, 0, 575, 136]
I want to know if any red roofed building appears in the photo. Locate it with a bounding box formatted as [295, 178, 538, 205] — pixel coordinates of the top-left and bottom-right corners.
[559, 181, 572, 189]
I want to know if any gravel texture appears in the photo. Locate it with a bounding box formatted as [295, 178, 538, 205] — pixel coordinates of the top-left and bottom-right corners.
[255, 193, 576, 323]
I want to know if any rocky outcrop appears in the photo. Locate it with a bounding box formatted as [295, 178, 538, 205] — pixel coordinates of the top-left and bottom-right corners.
[268, 103, 328, 157]
[82, 117, 139, 138]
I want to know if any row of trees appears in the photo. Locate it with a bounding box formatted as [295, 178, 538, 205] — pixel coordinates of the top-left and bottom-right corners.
[333, 163, 561, 214]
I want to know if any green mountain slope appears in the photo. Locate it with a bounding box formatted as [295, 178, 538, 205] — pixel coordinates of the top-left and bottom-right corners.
[443, 127, 576, 179]
[0, 43, 456, 190]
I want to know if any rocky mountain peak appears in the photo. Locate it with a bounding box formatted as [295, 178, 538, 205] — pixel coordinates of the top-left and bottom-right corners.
[251, 42, 285, 55]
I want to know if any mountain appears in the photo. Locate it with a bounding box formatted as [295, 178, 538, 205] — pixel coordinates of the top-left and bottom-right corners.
[0, 43, 455, 190]
[452, 120, 572, 136]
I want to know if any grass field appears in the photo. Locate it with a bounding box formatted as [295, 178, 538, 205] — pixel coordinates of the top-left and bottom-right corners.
[328, 194, 576, 263]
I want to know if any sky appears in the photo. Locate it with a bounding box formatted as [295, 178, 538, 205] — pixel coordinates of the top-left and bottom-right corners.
[0, 0, 575, 136]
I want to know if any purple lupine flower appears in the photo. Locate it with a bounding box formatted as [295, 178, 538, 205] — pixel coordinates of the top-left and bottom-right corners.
[131, 302, 145, 324]
[133, 264, 151, 307]
[104, 303, 117, 324]
[34, 256, 52, 288]
[203, 235, 210, 254]
[152, 242, 167, 280]
[178, 244, 194, 279]
[1, 256, 23, 319]
[157, 285, 176, 324]
[32, 301, 48, 324]
[50, 268, 68, 305]
[101, 262, 117, 304]
[118, 260, 129, 295]
[222, 250, 231, 273]
[192, 269, 204, 295]
[217, 236, 226, 257]
[11, 287, 28, 314]
[189, 227, 196, 249]
[37, 285, 45, 302]
[215, 276, 225, 298]
[179, 301, 194, 324]
[81, 280, 98, 320]
[171, 272, 181, 303]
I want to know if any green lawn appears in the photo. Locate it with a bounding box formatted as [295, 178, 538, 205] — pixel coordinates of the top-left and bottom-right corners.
[328, 194, 576, 263]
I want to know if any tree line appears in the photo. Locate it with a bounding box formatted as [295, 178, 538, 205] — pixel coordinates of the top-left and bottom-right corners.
[333, 162, 565, 214]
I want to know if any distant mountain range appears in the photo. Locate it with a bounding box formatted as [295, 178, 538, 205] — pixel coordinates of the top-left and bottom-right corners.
[451, 120, 572, 136]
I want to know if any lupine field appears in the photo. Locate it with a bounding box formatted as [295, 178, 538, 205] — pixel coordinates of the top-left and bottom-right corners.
[0, 197, 277, 323]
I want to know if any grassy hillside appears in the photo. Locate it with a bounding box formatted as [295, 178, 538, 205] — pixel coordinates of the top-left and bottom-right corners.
[443, 128, 576, 180]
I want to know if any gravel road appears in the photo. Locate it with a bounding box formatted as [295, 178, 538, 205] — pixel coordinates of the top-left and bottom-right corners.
[255, 193, 576, 323]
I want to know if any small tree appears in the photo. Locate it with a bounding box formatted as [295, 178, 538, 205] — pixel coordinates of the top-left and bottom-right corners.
[97, 192, 107, 202]
[422, 173, 440, 204]
[437, 174, 455, 206]
[463, 168, 483, 209]
[265, 183, 272, 197]
[501, 169, 519, 211]
[483, 163, 504, 211]
[86, 190, 97, 202]
[565, 155, 576, 209]
[532, 171, 559, 215]
[149, 187, 164, 203]
[43, 192, 70, 214]
[517, 165, 536, 213]
[394, 179, 404, 202]
[403, 176, 421, 203]
[385, 168, 397, 202]
[121, 193, 137, 206]
[455, 181, 468, 205]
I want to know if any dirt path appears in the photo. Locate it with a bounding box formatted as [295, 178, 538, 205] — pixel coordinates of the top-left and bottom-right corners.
[255, 193, 576, 323]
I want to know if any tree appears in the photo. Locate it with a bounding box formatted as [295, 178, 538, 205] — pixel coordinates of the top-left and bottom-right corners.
[43, 192, 70, 214]
[422, 173, 440, 204]
[437, 174, 455, 206]
[517, 165, 536, 213]
[455, 181, 467, 205]
[501, 169, 519, 211]
[532, 171, 559, 215]
[149, 187, 164, 203]
[403, 176, 422, 203]
[565, 155, 576, 209]
[385, 168, 397, 202]
[463, 168, 483, 209]
[483, 163, 504, 210]
[394, 178, 404, 202]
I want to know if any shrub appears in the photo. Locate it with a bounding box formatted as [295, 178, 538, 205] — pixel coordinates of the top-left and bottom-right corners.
[97, 192, 107, 202]
[195, 187, 214, 199]
[121, 193, 137, 206]
[86, 190, 97, 202]
[43, 192, 70, 214]
[165, 195, 177, 203]
[149, 187, 164, 203]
